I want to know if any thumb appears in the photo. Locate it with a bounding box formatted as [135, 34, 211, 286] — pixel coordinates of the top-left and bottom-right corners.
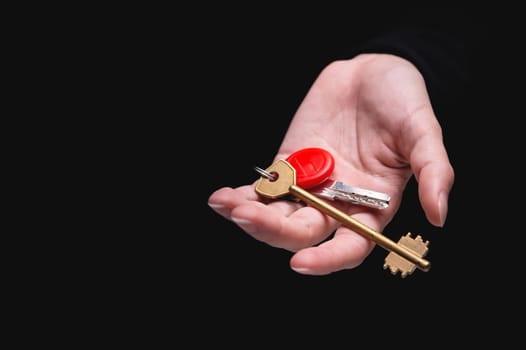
[409, 121, 455, 228]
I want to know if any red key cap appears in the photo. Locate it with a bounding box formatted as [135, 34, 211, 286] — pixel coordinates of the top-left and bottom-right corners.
[286, 147, 335, 189]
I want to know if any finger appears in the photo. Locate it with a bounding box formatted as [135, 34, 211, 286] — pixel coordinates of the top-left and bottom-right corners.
[230, 203, 338, 252]
[209, 185, 337, 250]
[208, 185, 306, 219]
[289, 212, 377, 275]
[207, 185, 260, 219]
[407, 112, 455, 227]
[416, 153, 454, 227]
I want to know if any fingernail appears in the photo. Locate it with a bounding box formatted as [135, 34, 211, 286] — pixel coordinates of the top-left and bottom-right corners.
[291, 266, 312, 274]
[438, 191, 448, 227]
[231, 217, 256, 233]
[208, 202, 225, 210]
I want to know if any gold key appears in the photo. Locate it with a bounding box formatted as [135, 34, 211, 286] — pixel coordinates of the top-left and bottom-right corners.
[255, 159, 431, 277]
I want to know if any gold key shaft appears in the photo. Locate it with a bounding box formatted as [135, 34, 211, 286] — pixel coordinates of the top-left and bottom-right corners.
[255, 159, 430, 273]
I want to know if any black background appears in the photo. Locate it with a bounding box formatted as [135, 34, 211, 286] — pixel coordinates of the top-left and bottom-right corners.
[14, 5, 523, 347]
[121, 6, 522, 345]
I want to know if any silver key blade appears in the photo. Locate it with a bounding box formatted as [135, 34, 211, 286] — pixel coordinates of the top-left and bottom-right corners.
[311, 180, 390, 209]
[331, 181, 391, 202]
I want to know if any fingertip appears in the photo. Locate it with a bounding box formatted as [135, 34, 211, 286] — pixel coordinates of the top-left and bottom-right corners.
[207, 186, 233, 203]
[207, 187, 237, 218]
[289, 231, 373, 275]
[231, 216, 258, 235]
[437, 190, 448, 227]
[417, 165, 453, 228]
[290, 266, 314, 275]
[290, 248, 326, 275]
[290, 258, 326, 276]
[208, 201, 225, 209]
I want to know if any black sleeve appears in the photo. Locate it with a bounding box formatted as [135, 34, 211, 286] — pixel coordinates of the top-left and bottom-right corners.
[348, 11, 483, 118]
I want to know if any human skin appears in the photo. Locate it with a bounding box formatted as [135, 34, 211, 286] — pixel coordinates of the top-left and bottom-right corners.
[208, 54, 454, 275]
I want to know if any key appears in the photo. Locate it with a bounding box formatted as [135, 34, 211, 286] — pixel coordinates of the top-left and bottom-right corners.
[255, 159, 430, 277]
[310, 180, 390, 209]
[285, 147, 391, 209]
[384, 233, 429, 277]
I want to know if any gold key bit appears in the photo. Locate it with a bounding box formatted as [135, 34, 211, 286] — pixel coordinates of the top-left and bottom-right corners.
[255, 159, 431, 276]
[384, 233, 429, 278]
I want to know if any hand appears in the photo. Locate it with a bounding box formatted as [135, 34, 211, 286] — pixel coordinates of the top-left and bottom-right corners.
[208, 54, 454, 275]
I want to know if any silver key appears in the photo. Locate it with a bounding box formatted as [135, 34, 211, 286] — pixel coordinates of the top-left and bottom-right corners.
[310, 179, 390, 209]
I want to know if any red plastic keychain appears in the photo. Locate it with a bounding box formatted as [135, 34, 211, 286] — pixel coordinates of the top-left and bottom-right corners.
[285, 147, 335, 189]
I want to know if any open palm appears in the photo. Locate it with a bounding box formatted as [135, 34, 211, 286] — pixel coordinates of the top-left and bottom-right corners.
[208, 54, 454, 275]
